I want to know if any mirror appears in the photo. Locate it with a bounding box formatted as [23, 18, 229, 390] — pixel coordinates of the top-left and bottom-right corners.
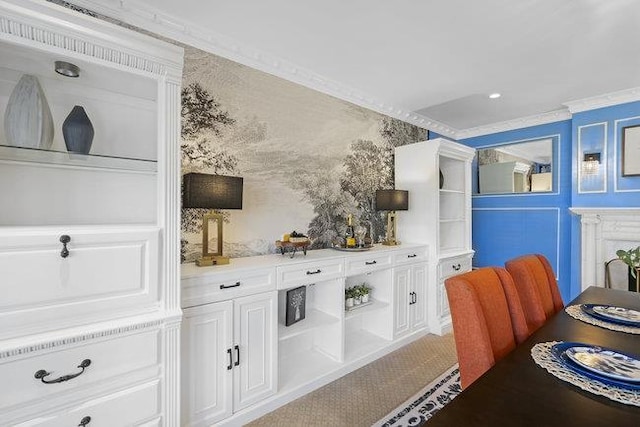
[475, 138, 553, 195]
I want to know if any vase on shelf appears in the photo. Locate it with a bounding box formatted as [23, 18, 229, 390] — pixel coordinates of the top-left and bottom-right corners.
[3, 74, 54, 149]
[62, 105, 94, 155]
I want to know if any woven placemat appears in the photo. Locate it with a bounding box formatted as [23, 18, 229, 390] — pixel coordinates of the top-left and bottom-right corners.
[565, 305, 640, 334]
[531, 341, 640, 407]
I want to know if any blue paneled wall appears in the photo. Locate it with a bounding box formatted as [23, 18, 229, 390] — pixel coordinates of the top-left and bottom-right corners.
[458, 101, 640, 302]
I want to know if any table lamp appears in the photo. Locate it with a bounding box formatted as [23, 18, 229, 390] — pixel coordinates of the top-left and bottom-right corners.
[376, 189, 408, 246]
[182, 173, 243, 266]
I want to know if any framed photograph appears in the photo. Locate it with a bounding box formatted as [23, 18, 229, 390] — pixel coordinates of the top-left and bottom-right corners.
[622, 125, 640, 176]
[285, 286, 306, 326]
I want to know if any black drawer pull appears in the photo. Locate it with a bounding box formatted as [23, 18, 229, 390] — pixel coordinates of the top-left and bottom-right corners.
[306, 269, 322, 275]
[60, 235, 71, 258]
[365, 260, 377, 265]
[407, 254, 417, 258]
[452, 263, 461, 271]
[220, 281, 241, 290]
[78, 416, 91, 426]
[227, 348, 233, 370]
[34, 359, 91, 384]
[234, 345, 240, 367]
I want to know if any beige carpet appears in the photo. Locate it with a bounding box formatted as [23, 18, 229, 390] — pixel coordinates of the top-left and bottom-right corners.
[247, 333, 457, 427]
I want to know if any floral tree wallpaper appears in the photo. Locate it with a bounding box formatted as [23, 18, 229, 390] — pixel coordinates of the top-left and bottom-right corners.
[180, 46, 426, 262]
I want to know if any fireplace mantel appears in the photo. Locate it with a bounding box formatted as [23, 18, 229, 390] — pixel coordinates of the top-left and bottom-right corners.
[570, 207, 640, 291]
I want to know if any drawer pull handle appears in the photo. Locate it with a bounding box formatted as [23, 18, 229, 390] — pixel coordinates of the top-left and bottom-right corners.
[407, 254, 417, 258]
[60, 235, 71, 258]
[234, 345, 240, 367]
[306, 269, 322, 275]
[78, 416, 91, 426]
[34, 359, 91, 384]
[220, 281, 241, 290]
[452, 263, 461, 271]
[365, 260, 377, 265]
[227, 348, 233, 370]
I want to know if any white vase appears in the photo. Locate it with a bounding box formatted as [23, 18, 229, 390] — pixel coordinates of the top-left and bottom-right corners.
[4, 74, 54, 149]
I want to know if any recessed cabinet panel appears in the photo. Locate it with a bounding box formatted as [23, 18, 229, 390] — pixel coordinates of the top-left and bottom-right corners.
[0, 226, 160, 338]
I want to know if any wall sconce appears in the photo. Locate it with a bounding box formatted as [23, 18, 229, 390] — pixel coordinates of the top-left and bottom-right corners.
[375, 189, 409, 246]
[182, 173, 243, 266]
[582, 152, 601, 175]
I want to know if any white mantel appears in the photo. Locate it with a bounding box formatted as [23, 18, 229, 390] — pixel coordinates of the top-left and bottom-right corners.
[570, 207, 640, 291]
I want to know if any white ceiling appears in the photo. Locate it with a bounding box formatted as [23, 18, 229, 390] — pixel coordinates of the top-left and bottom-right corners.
[67, 0, 640, 137]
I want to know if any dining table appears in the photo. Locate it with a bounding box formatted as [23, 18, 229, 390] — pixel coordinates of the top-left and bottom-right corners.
[426, 286, 640, 426]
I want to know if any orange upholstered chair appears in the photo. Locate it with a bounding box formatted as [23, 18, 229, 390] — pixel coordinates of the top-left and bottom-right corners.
[505, 254, 564, 333]
[445, 267, 529, 389]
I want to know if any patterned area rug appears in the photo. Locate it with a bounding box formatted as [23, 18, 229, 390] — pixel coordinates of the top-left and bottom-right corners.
[373, 364, 461, 427]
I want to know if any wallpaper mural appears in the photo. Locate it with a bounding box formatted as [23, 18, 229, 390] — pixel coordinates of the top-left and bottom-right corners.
[180, 47, 426, 262]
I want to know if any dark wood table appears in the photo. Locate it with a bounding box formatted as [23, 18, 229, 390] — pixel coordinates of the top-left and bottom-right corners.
[427, 287, 640, 426]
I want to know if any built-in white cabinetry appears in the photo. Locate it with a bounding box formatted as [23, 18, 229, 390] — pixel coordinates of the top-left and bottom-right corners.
[393, 262, 428, 338]
[181, 291, 277, 426]
[0, 1, 183, 425]
[181, 244, 428, 426]
[396, 138, 475, 335]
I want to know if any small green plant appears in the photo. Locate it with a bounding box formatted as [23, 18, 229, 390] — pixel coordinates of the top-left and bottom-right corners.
[616, 246, 640, 278]
[345, 287, 356, 299]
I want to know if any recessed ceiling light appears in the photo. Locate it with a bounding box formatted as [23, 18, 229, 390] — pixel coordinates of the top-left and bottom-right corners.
[489, 93, 501, 99]
[55, 61, 80, 78]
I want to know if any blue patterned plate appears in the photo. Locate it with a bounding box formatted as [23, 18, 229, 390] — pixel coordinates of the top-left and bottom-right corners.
[581, 304, 640, 327]
[551, 342, 640, 390]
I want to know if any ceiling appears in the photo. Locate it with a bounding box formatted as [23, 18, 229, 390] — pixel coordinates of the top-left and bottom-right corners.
[67, 0, 640, 137]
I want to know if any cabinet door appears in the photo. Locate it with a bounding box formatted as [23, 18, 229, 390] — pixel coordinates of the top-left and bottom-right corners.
[182, 301, 233, 427]
[233, 292, 278, 411]
[393, 266, 411, 338]
[410, 263, 428, 331]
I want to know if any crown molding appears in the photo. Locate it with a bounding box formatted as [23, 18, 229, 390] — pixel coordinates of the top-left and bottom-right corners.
[563, 86, 640, 114]
[455, 109, 572, 140]
[60, 0, 458, 137]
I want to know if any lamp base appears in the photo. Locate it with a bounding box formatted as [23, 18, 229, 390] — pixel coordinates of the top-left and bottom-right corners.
[195, 255, 230, 267]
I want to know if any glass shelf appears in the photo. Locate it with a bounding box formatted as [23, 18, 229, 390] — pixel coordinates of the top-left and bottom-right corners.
[0, 144, 157, 173]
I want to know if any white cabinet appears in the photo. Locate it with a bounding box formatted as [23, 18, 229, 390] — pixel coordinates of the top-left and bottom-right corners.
[396, 138, 475, 335]
[393, 262, 428, 338]
[181, 292, 277, 427]
[0, 1, 183, 425]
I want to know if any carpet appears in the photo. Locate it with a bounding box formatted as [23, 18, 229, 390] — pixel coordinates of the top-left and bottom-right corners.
[373, 364, 461, 427]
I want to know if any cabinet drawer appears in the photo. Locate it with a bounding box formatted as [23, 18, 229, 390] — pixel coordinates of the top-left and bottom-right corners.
[277, 258, 344, 288]
[0, 329, 160, 411]
[345, 252, 393, 275]
[438, 255, 472, 279]
[15, 380, 160, 427]
[0, 226, 159, 339]
[392, 247, 428, 266]
[181, 267, 276, 307]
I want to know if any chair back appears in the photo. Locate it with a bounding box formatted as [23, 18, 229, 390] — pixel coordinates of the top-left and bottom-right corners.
[505, 254, 564, 332]
[605, 258, 632, 291]
[445, 267, 529, 389]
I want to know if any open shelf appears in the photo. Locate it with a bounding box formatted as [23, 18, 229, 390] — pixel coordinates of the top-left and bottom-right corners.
[0, 144, 157, 173]
[344, 298, 389, 320]
[278, 347, 342, 393]
[278, 308, 340, 341]
[344, 329, 391, 363]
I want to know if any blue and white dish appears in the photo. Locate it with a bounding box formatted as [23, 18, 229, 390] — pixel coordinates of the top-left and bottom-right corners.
[581, 304, 640, 327]
[551, 342, 640, 390]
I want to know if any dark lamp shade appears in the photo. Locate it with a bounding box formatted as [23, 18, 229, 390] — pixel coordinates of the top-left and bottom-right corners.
[182, 173, 243, 209]
[376, 189, 408, 211]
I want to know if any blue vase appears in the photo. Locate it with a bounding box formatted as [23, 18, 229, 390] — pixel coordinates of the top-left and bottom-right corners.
[62, 105, 94, 154]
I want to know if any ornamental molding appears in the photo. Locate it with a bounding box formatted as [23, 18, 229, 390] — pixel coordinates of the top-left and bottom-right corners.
[0, 318, 164, 359]
[61, 0, 457, 136]
[564, 87, 640, 114]
[456, 109, 572, 140]
[0, 0, 183, 79]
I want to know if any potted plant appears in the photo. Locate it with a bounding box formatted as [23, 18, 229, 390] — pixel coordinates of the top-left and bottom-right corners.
[616, 245, 640, 291]
[359, 283, 372, 303]
[345, 287, 355, 309]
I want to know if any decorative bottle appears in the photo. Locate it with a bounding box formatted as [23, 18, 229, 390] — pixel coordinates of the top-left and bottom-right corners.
[345, 214, 356, 248]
